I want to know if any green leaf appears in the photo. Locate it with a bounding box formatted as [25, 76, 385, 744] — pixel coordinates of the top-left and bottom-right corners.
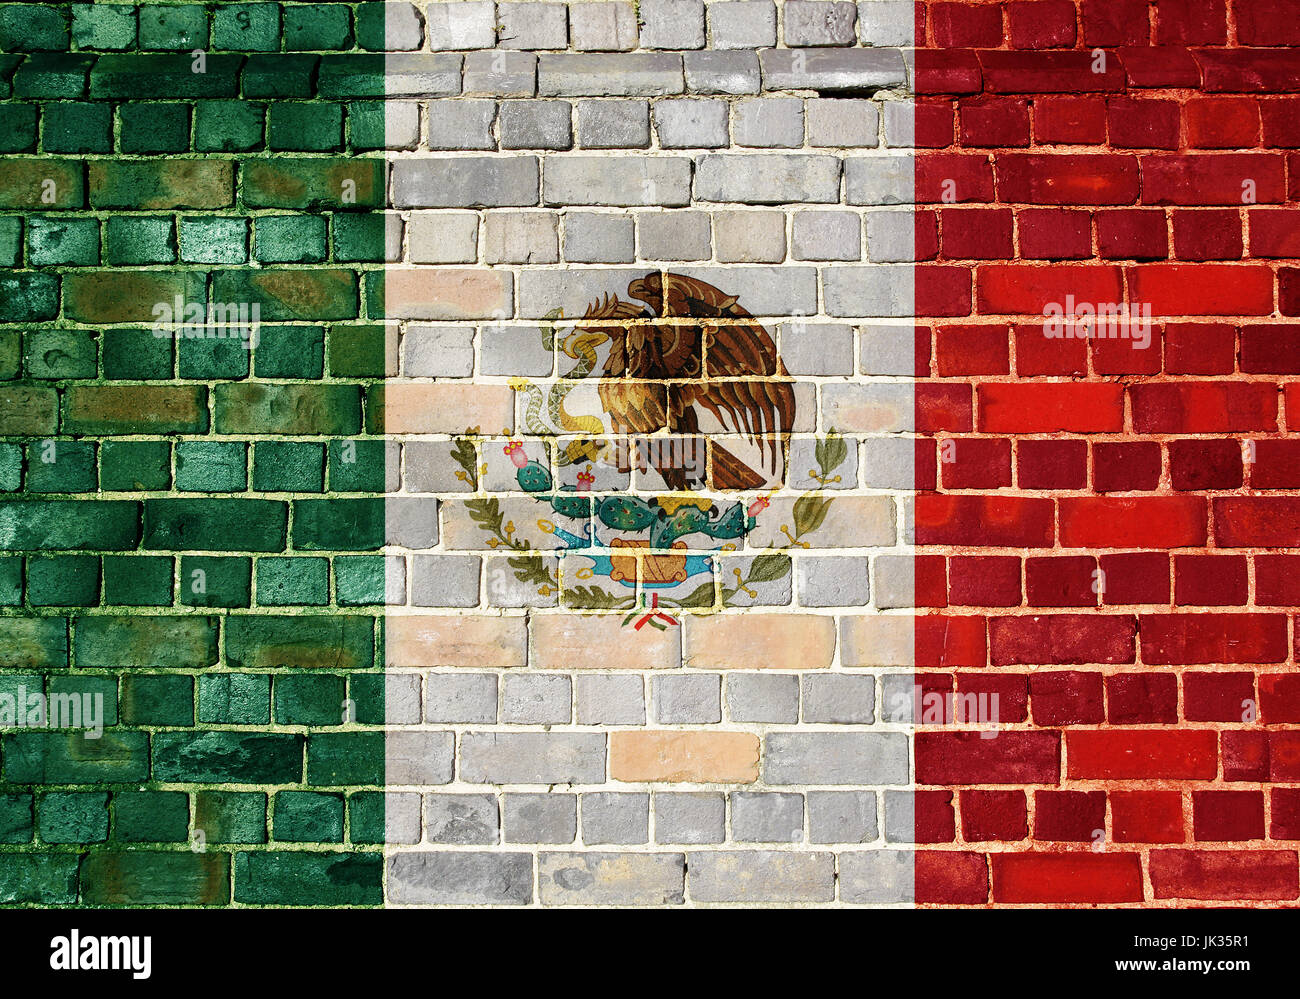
[820, 432, 848, 475]
[669, 581, 717, 608]
[450, 438, 478, 485]
[747, 553, 791, 583]
[792, 495, 829, 536]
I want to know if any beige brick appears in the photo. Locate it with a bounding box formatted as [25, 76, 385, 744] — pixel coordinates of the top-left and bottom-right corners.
[381, 268, 512, 320]
[386, 615, 527, 668]
[531, 614, 680, 669]
[684, 614, 835, 669]
[384, 384, 513, 434]
[746, 495, 895, 549]
[610, 731, 759, 783]
[839, 614, 914, 667]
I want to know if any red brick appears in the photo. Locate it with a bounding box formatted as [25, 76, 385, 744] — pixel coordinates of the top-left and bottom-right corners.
[1185, 97, 1259, 149]
[1092, 441, 1161, 492]
[1025, 556, 1098, 608]
[996, 154, 1140, 205]
[940, 208, 1015, 259]
[915, 555, 950, 608]
[934, 324, 1010, 375]
[1271, 732, 1300, 780]
[1241, 325, 1300, 374]
[955, 671, 1029, 722]
[917, 382, 974, 432]
[1139, 612, 1289, 664]
[990, 615, 1136, 666]
[1017, 439, 1086, 490]
[1096, 209, 1168, 260]
[1168, 438, 1244, 490]
[1119, 45, 1202, 89]
[1195, 50, 1300, 95]
[914, 49, 984, 97]
[1270, 789, 1300, 840]
[1059, 497, 1207, 548]
[1154, 0, 1227, 45]
[978, 383, 1123, 432]
[916, 790, 957, 844]
[1130, 381, 1277, 433]
[915, 614, 988, 668]
[916, 495, 1055, 547]
[992, 852, 1145, 903]
[1173, 554, 1248, 607]
[1099, 552, 1171, 605]
[1222, 730, 1269, 781]
[1034, 790, 1107, 842]
[1284, 268, 1300, 317]
[1182, 670, 1255, 722]
[1106, 672, 1179, 724]
[1150, 850, 1299, 901]
[914, 101, 957, 148]
[1066, 730, 1218, 779]
[960, 790, 1028, 842]
[929, 2, 1004, 47]
[1111, 790, 1185, 843]
[917, 731, 1061, 785]
[1006, 1, 1076, 48]
[1017, 208, 1092, 260]
[978, 51, 1128, 94]
[915, 850, 989, 905]
[1249, 210, 1300, 258]
[1140, 154, 1286, 205]
[959, 98, 1030, 147]
[1092, 327, 1163, 375]
[940, 437, 1011, 489]
[1261, 99, 1300, 147]
[1234, 0, 1300, 46]
[1013, 322, 1087, 375]
[1163, 323, 1236, 374]
[1108, 98, 1180, 149]
[1171, 209, 1243, 261]
[1030, 670, 1106, 724]
[915, 211, 940, 260]
[949, 556, 1022, 607]
[1033, 96, 1107, 144]
[1259, 673, 1300, 723]
[1215, 497, 1300, 547]
[916, 153, 995, 204]
[1082, 0, 1150, 45]
[1192, 791, 1265, 842]
[1127, 265, 1275, 316]
[1256, 554, 1300, 604]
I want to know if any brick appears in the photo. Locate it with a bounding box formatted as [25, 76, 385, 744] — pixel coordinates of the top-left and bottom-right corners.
[388, 852, 532, 906]
[689, 851, 834, 903]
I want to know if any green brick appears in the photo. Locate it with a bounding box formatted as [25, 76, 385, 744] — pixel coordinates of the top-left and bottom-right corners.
[143, 499, 286, 552]
[47, 673, 118, 726]
[5, 732, 146, 784]
[329, 439, 387, 492]
[175, 441, 248, 492]
[275, 790, 345, 837]
[335, 555, 386, 605]
[0, 617, 68, 668]
[0, 104, 37, 152]
[0, 218, 21, 268]
[0, 500, 139, 551]
[102, 329, 173, 380]
[26, 216, 99, 266]
[0, 855, 78, 905]
[0, 273, 58, 323]
[254, 325, 325, 378]
[152, 731, 303, 784]
[252, 441, 324, 493]
[102, 555, 173, 606]
[346, 101, 388, 152]
[74, 615, 217, 668]
[0, 794, 33, 844]
[268, 102, 343, 152]
[178, 333, 251, 380]
[0, 674, 42, 721]
[119, 101, 189, 153]
[255, 556, 329, 606]
[216, 384, 361, 436]
[356, 2, 399, 50]
[25, 440, 96, 493]
[241, 157, 384, 210]
[194, 791, 266, 844]
[347, 792, 385, 844]
[198, 673, 271, 725]
[306, 732, 384, 785]
[100, 440, 172, 490]
[113, 791, 188, 843]
[43, 102, 112, 153]
[332, 211, 391, 261]
[292, 498, 386, 551]
[179, 215, 248, 262]
[13, 54, 93, 98]
[235, 851, 381, 906]
[273, 791, 344, 843]
[243, 53, 318, 98]
[121, 673, 193, 726]
[327, 325, 387, 377]
[0, 554, 21, 604]
[194, 100, 264, 152]
[72, 3, 138, 50]
[0, 6, 70, 51]
[24, 330, 98, 379]
[181, 554, 252, 608]
[0, 159, 82, 210]
[254, 214, 328, 263]
[26, 555, 100, 606]
[0, 442, 20, 490]
[39, 791, 109, 844]
[105, 215, 176, 265]
[225, 615, 374, 670]
[274, 674, 346, 726]
[214, 3, 281, 51]
[212, 268, 360, 321]
[91, 54, 241, 99]
[284, 4, 353, 50]
[139, 3, 209, 50]
[80, 852, 230, 906]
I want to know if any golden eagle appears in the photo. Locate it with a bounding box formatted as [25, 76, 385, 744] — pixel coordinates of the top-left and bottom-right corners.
[578, 272, 796, 492]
